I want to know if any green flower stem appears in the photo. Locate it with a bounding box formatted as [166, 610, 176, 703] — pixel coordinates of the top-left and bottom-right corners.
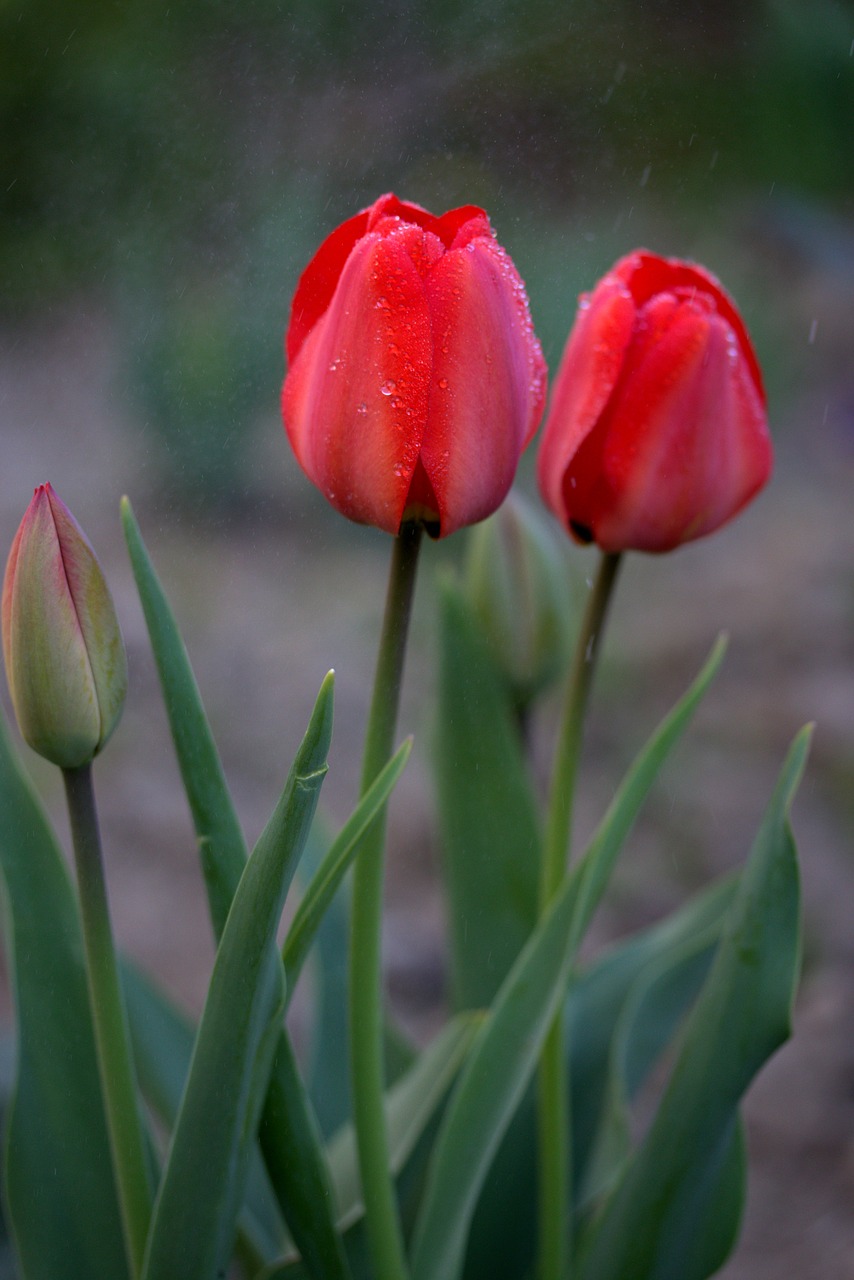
[349, 522, 423, 1280]
[537, 550, 622, 1280]
[63, 764, 153, 1280]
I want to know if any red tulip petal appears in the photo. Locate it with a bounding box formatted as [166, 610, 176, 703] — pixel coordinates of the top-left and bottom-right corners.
[615, 251, 766, 403]
[536, 275, 636, 523]
[283, 225, 442, 534]
[578, 296, 771, 551]
[419, 234, 547, 537]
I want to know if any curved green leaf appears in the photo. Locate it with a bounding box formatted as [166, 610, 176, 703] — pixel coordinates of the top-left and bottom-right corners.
[142, 673, 333, 1280]
[579, 726, 810, 1280]
[435, 578, 542, 1009]
[121, 495, 248, 938]
[0, 712, 129, 1280]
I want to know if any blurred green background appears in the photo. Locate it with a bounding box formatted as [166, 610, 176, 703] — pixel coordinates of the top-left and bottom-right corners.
[2, 0, 852, 507]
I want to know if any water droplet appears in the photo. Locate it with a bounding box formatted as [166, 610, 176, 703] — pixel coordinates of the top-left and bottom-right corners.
[380, 380, 396, 396]
[438, 377, 449, 390]
[357, 402, 367, 415]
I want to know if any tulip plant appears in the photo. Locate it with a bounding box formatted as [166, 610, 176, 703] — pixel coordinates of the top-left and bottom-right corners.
[0, 194, 807, 1280]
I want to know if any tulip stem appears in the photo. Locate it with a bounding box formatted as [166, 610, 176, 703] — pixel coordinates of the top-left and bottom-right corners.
[63, 763, 153, 1280]
[349, 521, 423, 1280]
[537, 549, 622, 1280]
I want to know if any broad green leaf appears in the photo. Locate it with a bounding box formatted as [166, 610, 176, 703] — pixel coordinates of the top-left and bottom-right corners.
[460, 874, 738, 1280]
[0, 711, 129, 1280]
[434, 578, 541, 1009]
[142, 673, 333, 1280]
[568, 872, 738, 1185]
[121, 962, 285, 1262]
[412, 640, 727, 1280]
[282, 739, 412, 999]
[579, 727, 810, 1280]
[121, 495, 248, 938]
[580, 924, 726, 1208]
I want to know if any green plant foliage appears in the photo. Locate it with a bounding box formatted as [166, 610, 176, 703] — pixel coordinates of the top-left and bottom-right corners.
[418, 638, 726, 1280]
[0, 712, 129, 1280]
[121, 496, 248, 938]
[141, 674, 333, 1280]
[578, 727, 810, 1280]
[460, 875, 739, 1280]
[435, 578, 542, 1009]
[121, 962, 285, 1262]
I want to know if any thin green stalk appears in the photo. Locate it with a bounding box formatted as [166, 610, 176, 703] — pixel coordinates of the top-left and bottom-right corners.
[537, 550, 622, 1280]
[63, 764, 153, 1280]
[348, 522, 423, 1280]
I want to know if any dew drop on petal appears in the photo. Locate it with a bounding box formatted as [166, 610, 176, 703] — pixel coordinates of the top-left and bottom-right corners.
[381, 380, 396, 396]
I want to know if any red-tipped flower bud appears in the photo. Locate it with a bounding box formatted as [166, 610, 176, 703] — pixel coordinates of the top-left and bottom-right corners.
[2, 484, 127, 768]
[537, 251, 773, 553]
[282, 193, 547, 538]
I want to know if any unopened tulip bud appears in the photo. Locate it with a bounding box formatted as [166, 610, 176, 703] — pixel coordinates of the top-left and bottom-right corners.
[2, 484, 127, 768]
[465, 491, 573, 708]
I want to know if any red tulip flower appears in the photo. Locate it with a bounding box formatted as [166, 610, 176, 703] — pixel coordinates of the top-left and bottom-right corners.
[282, 194, 546, 538]
[537, 251, 773, 553]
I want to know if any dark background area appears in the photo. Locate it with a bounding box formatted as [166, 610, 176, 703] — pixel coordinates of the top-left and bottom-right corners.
[1, 1, 854, 1276]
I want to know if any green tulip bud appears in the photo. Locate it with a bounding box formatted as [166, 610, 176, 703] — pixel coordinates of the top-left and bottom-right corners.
[2, 484, 127, 768]
[465, 491, 574, 710]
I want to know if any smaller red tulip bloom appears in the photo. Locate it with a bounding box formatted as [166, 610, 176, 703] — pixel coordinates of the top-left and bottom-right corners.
[282, 194, 546, 538]
[537, 251, 773, 553]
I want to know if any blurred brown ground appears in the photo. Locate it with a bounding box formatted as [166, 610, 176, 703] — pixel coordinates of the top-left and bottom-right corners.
[1, 271, 853, 1279]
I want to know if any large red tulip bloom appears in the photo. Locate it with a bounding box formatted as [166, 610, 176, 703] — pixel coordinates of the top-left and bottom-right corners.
[282, 194, 546, 538]
[537, 251, 773, 553]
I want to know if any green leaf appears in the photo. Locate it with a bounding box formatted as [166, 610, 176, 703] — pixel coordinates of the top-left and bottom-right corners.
[569, 872, 738, 1188]
[410, 868, 582, 1280]
[328, 1014, 480, 1233]
[121, 495, 248, 938]
[259, 1032, 353, 1280]
[411, 639, 727, 1280]
[142, 673, 334, 1280]
[0, 711, 129, 1280]
[434, 578, 542, 1010]
[282, 738, 412, 999]
[260, 1015, 479, 1278]
[579, 726, 810, 1280]
[566, 635, 727, 957]
[123, 497, 350, 1273]
[121, 962, 285, 1262]
[458, 875, 738, 1280]
[580, 922, 729, 1208]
